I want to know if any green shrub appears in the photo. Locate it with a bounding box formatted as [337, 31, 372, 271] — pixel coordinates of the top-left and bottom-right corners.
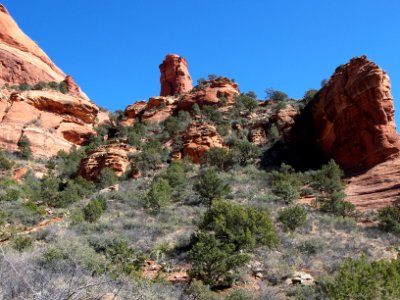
[188, 232, 250, 288]
[12, 235, 33, 252]
[134, 140, 166, 174]
[326, 256, 400, 300]
[40, 176, 61, 206]
[32, 81, 48, 90]
[185, 279, 219, 300]
[202, 105, 224, 124]
[57, 147, 87, 179]
[312, 159, 344, 193]
[0, 188, 21, 202]
[98, 167, 118, 188]
[201, 147, 234, 171]
[231, 140, 261, 166]
[278, 205, 307, 231]
[164, 116, 180, 137]
[143, 179, 171, 212]
[18, 83, 31, 91]
[233, 94, 259, 114]
[225, 290, 254, 300]
[48, 81, 60, 90]
[163, 161, 186, 188]
[83, 198, 106, 222]
[318, 191, 356, 217]
[273, 180, 300, 204]
[17, 135, 32, 159]
[265, 88, 288, 101]
[59, 81, 68, 94]
[0, 153, 14, 170]
[193, 169, 231, 205]
[378, 200, 400, 234]
[199, 200, 278, 250]
[89, 237, 144, 276]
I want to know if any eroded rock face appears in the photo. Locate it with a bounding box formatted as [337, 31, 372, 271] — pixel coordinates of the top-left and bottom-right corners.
[0, 4, 100, 157]
[160, 54, 192, 96]
[141, 96, 178, 124]
[182, 122, 226, 163]
[63, 75, 84, 98]
[178, 77, 239, 111]
[312, 56, 400, 172]
[345, 158, 400, 210]
[79, 142, 137, 180]
[120, 100, 147, 126]
[0, 4, 65, 86]
[0, 90, 98, 157]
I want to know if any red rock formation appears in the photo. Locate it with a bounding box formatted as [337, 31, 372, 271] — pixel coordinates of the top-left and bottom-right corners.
[182, 122, 226, 163]
[0, 4, 65, 86]
[79, 142, 138, 180]
[0, 90, 98, 157]
[345, 158, 400, 210]
[312, 56, 400, 172]
[178, 77, 239, 111]
[141, 96, 178, 124]
[248, 103, 299, 146]
[0, 4, 100, 157]
[119, 100, 147, 126]
[63, 75, 83, 98]
[160, 54, 192, 96]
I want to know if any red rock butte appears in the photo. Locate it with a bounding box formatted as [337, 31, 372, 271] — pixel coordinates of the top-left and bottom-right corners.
[312, 55, 400, 173]
[159, 54, 193, 96]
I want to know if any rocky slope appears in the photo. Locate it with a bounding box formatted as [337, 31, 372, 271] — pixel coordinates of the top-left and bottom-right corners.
[345, 158, 400, 210]
[0, 4, 101, 157]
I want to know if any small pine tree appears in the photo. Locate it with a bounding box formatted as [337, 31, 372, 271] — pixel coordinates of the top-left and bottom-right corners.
[193, 169, 231, 205]
[278, 205, 308, 231]
[17, 135, 32, 159]
[143, 179, 171, 212]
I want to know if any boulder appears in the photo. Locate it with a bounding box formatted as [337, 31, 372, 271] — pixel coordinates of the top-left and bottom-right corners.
[78, 142, 138, 180]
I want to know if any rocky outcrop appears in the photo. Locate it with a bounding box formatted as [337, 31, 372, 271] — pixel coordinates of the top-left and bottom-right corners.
[248, 102, 299, 146]
[178, 77, 239, 111]
[62, 75, 84, 98]
[160, 54, 192, 96]
[0, 90, 98, 157]
[141, 96, 178, 124]
[120, 100, 147, 126]
[345, 158, 400, 210]
[0, 4, 100, 157]
[312, 56, 400, 172]
[181, 122, 226, 163]
[79, 142, 138, 180]
[0, 4, 65, 86]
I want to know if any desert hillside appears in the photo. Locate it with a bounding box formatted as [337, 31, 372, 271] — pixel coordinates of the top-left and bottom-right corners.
[0, 3, 400, 300]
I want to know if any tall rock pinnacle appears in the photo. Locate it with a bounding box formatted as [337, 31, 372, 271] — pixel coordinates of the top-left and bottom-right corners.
[159, 54, 193, 96]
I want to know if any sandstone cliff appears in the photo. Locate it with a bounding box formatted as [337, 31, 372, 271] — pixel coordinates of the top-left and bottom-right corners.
[0, 4, 101, 157]
[312, 56, 400, 172]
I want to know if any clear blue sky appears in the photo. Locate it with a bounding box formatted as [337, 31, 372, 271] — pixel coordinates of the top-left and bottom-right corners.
[3, 0, 400, 125]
